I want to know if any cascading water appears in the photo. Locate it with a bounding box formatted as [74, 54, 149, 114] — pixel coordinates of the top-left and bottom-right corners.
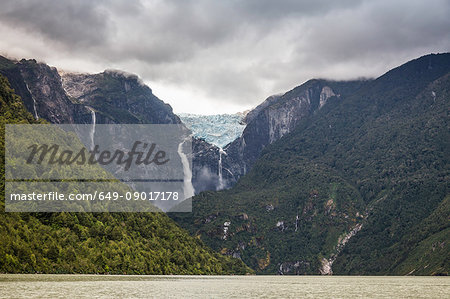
[86, 106, 96, 151]
[25, 82, 39, 120]
[218, 147, 227, 190]
[178, 138, 195, 199]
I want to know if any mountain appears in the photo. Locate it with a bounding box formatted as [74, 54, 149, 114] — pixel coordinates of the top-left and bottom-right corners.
[0, 56, 184, 126]
[218, 79, 368, 189]
[180, 113, 246, 193]
[2, 56, 364, 195]
[171, 53, 450, 275]
[3, 53, 448, 275]
[0, 56, 87, 124]
[0, 70, 252, 274]
[190, 79, 368, 193]
[0, 56, 239, 195]
[61, 71, 181, 125]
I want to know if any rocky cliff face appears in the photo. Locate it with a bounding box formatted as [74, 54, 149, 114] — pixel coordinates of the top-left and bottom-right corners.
[191, 138, 222, 192]
[0, 56, 184, 127]
[0, 56, 89, 124]
[0, 55, 365, 195]
[0, 56, 216, 195]
[212, 79, 366, 189]
[61, 71, 227, 195]
[61, 70, 181, 125]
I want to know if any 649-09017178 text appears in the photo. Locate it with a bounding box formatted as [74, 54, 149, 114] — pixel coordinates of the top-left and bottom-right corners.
[9, 191, 180, 201]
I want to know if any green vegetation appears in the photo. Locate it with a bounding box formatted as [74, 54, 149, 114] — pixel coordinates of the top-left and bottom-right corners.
[172, 152, 366, 274]
[172, 54, 450, 275]
[0, 74, 252, 274]
[1, 52, 448, 276]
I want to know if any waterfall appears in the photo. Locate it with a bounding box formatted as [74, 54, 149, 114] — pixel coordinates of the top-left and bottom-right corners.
[86, 107, 96, 151]
[218, 147, 227, 190]
[177, 138, 195, 199]
[25, 83, 39, 120]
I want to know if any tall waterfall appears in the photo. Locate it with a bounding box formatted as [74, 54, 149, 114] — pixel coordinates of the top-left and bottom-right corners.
[25, 83, 39, 120]
[218, 147, 227, 190]
[86, 107, 96, 151]
[178, 138, 195, 199]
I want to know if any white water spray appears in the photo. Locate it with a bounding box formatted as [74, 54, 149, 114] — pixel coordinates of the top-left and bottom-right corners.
[86, 106, 96, 151]
[178, 138, 195, 199]
[218, 147, 227, 190]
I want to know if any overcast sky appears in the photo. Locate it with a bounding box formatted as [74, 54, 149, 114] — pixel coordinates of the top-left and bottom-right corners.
[1, 0, 449, 114]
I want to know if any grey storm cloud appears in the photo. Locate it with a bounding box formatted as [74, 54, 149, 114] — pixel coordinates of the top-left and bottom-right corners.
[0, 0, 449, 113]
[0, 0, 112, 47]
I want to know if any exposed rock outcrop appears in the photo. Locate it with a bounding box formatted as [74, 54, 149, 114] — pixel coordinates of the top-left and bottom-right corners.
[217, 79, 365, 188]
[319, 223, 364, 275]
[0, 55, 365, 195]
[0, 57, 90, 124]
[61, 70, 181, 125]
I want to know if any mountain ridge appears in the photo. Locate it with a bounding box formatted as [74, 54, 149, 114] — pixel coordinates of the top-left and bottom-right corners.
[171, 53, 450, 275]
[1, 53, 448, 275]
[0, 72, 252, 274]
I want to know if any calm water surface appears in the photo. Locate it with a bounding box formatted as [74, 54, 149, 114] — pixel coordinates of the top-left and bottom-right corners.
[0, 275, 448, 298]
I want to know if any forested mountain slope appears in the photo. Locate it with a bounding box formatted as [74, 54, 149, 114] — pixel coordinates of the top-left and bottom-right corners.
[172, 53, 450, 275]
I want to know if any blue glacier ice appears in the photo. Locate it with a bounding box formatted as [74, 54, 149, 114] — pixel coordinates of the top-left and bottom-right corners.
[179, 113, 246, 148]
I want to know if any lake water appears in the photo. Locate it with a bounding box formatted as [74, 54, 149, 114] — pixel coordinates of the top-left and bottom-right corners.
[0, 275, 448, 298]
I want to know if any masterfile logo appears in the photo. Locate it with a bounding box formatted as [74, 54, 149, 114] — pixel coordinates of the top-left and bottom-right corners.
[26, 141, 170, 171]
[5, 124, 193, 212]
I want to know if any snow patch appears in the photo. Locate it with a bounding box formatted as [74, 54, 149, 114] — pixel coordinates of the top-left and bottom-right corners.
[179, 113, 246, 148]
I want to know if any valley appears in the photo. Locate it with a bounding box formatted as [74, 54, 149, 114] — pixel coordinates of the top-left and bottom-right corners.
[1, 53, 449, 276]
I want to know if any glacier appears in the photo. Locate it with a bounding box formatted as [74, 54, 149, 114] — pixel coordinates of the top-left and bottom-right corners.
[179, 113, 246, 148]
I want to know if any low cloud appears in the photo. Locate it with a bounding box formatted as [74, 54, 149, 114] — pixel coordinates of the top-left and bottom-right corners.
[0, 0, 449, 113]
